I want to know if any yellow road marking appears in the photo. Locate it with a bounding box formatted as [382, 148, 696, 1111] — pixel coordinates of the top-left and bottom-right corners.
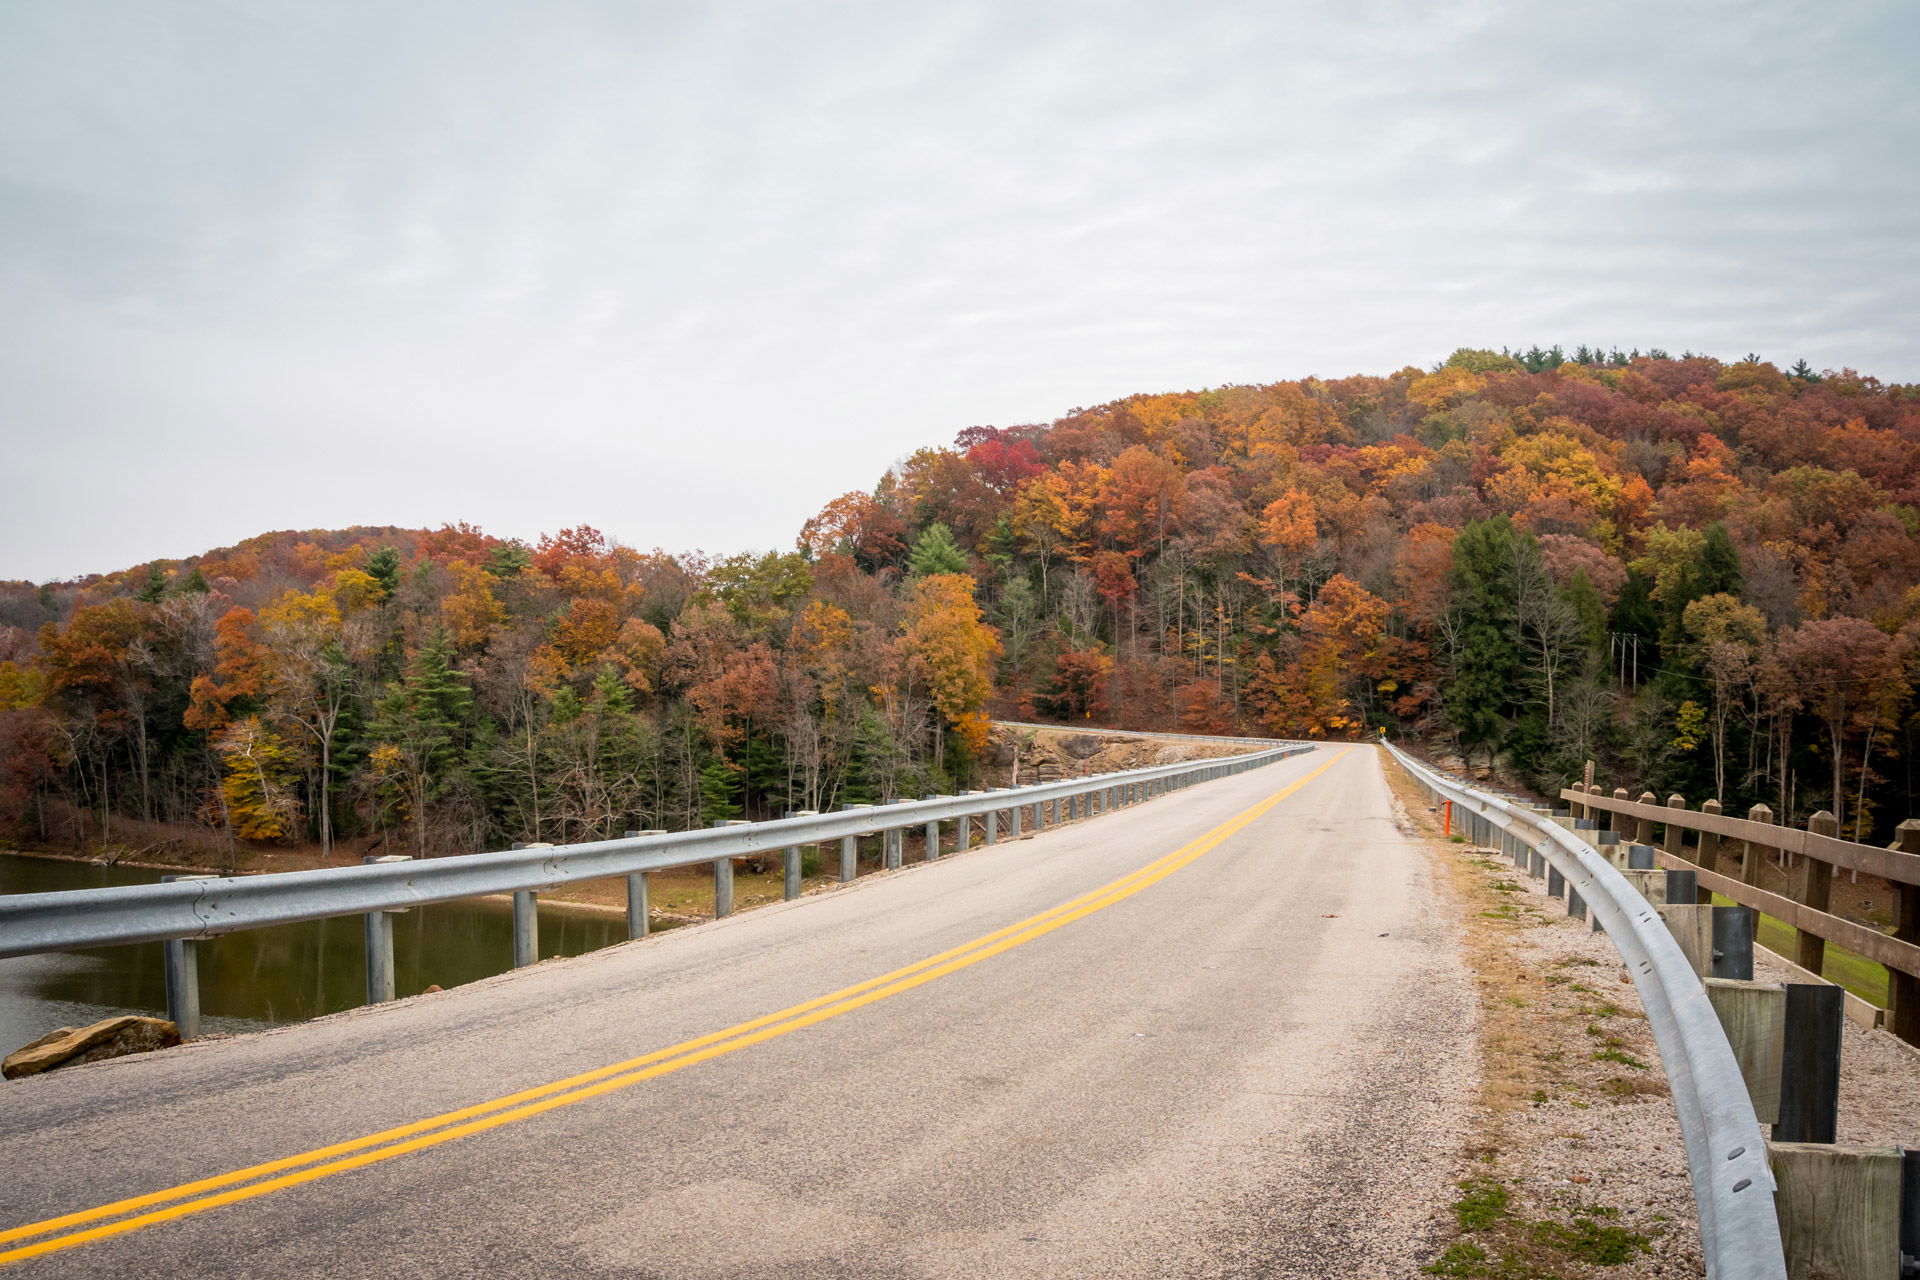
[1, 748, 1349, 1265]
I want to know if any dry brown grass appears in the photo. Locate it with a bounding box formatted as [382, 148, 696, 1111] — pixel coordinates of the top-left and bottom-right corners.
[1380, 754, 1675, 1277]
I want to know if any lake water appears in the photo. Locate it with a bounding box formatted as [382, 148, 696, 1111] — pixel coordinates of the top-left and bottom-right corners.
[0, 854, 630, 1055]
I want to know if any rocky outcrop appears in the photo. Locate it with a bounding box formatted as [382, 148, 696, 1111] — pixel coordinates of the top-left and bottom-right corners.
[3, 1016, 181, 1080]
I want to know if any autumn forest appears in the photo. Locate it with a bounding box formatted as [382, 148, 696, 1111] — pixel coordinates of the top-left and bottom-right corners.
[6, 347, 1920, 862]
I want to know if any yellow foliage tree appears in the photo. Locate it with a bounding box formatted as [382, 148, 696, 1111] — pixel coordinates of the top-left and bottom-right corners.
[215, 716, 302, 840]
[901, 574, 1000, 756]
[441, 559, 506, 650]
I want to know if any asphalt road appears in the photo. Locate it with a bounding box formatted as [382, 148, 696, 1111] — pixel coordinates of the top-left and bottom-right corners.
[0, 745, 1478, 1279]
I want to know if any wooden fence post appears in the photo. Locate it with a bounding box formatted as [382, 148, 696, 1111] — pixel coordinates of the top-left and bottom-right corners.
[1891, 819, 1920, 1047]
[1662, 794, 1688, 860]
[1743, 803, 1774, 887]
[1698, 798, 1723, 884]
[1797, 810, 1838, 976]
[1636, 791, 1657, 845]
[1612, 787, 1629, 834]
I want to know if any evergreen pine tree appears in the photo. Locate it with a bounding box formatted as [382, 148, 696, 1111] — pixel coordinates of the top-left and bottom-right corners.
[1441, 518, 1525, 768]
[907, 522, 969, 576]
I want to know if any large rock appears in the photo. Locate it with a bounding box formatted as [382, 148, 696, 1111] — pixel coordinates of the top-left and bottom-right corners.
[3, 1016, 181, 1080]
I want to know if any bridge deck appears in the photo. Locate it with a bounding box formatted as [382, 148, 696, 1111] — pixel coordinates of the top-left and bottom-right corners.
[0, 746, 1478, 1278]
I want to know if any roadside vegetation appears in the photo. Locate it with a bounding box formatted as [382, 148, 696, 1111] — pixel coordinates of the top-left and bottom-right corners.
[5, 346, 1919, 869]
[1382, 755, 1688, 1277]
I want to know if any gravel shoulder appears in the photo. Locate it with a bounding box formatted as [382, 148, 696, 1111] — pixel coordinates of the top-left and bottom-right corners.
[1382, 756, 1704, 1278]
[1384, 752, 1920, 1279]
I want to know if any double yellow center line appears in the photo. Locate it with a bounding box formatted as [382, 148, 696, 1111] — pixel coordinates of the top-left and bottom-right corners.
[0, 748, 1346, 1266]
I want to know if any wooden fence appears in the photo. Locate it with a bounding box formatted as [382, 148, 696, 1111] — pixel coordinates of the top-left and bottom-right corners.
[1562, 781, 1920, 1048]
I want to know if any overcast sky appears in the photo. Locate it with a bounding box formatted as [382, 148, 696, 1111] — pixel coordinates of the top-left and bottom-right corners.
[3, 0, 1915, 582]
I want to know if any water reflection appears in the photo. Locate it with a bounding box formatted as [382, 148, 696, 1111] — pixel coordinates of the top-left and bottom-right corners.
[0, 855, 627, 1054]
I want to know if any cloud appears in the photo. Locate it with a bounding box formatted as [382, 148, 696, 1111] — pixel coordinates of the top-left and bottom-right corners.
[2, 0, 1915, 579]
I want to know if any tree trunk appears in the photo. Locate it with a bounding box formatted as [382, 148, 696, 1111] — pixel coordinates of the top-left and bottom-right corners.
[318, 734, 333, 857]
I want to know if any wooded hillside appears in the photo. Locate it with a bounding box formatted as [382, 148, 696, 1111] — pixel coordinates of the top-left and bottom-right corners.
[5, 347, 1918, 856]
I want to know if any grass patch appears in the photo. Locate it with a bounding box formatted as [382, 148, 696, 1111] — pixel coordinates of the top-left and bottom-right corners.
[1429, 1179, 1650, 1275]
[1593, 1047, 1649, 1069]
[1709, 892, 1890, 1005]
[1422, 1241, 1491, 1276]
[1454, 1178, 1511, 1231]
[1532, 1215, 1648, 1264]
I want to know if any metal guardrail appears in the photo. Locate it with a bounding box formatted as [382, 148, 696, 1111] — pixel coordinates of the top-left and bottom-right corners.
[1384, 743, 1787, 1280]
[0, 743, 1314, 960]
[991, 720, 1300, 750]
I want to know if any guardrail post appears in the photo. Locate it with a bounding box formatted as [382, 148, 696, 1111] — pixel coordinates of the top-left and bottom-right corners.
[922, 799, 942, 861]
[1547, 864, 1564, 898]
[623, 830, 665, 939]
[1743, 803, 1774, 886]
[786, 811, 817, 898]
[985, 804, 998, 844]
[1893, 820, 1920, 1047]
[1667, 867, 1698, 903]
[839, 803, 870, 881]
[1660, 903, 1715, 975]
[512, 890, 538, 967]
[361, 855, 411, 1005]
[1769, 1142, 1904, 1280]
[1568, 886, 1586, 922]
[1627, 843, 1656, 871]
[1713, 904, 1756, 980]
[712, 819, 750, 914]
[161, 873, 215, 1037]
[1901, 1147, 1919, 1274]
[885, 826, 902, 870]
[1776, 982, 1844, 1144]
[1797, 810, 1839, 975]
[1706, 977, 1785, 1124]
